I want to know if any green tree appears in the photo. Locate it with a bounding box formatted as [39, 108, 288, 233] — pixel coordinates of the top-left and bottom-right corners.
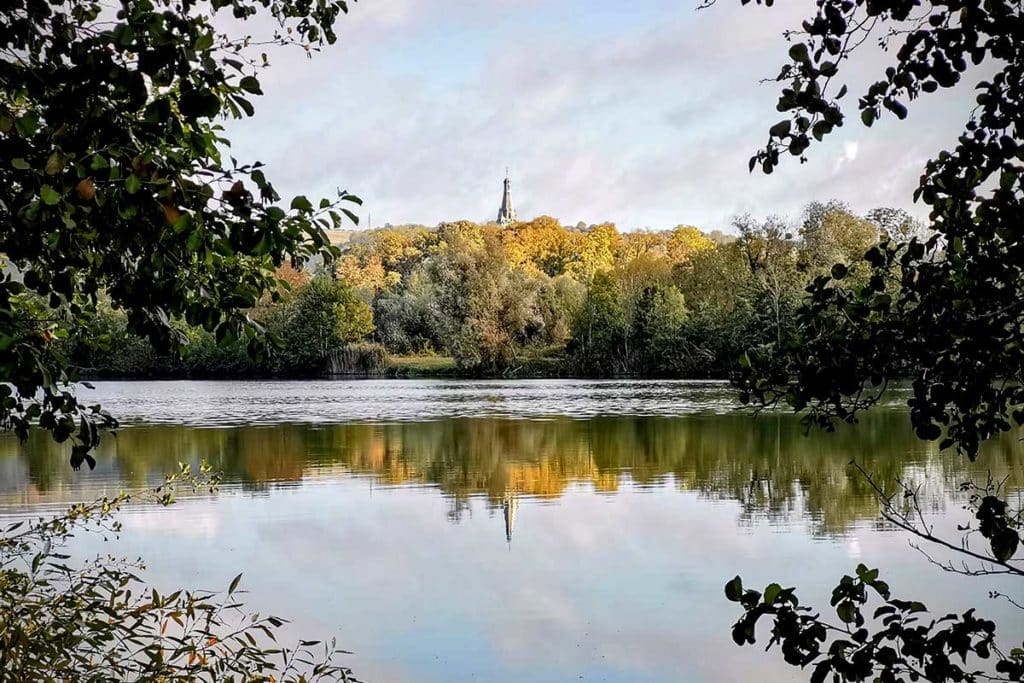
[567, 270, 627, 374]
[1, 0, 359, 465]
[63, 298, 167, 377]
[372, 267, 441, 355]
[798, 200, 881, 271]
[632, 284, 688, 374]
[673, 243, 760, 377]
[536, 274, 586, 348]
[429, 226, 546, 371]
[734, 214, 802, 348]
[268, 275, 373, 375]
[865, 207, 930, 243]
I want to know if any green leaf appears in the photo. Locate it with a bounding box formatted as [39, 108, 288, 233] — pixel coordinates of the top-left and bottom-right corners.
[11, 158, 30, 170]
[991, 528, 1019, 562]
[229, 572, 242, 594]
[239, 76, 262, 94]
[125, 175, 142, 194]
[15, 114, 39, 136]
[180, 90, 221, 119]
[45, 152, 64, 175]
[788, 43, 810, 64]
[234, 95, 255, 117]
[725, 576, 744, 602]
[836, 601, 857, 624]
[290, 195, 313, 212]
[186, 230, 204, 252]
[769, 120, 792, 138]
[1000, 170, 1015, 191]
[194, 32, 214, 52]
[856, 565, 879, 583]
[810, 661, 831, 683]
[40, 185, 60, 205]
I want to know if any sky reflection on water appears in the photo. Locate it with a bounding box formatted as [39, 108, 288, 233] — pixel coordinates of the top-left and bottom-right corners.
[0, 380, 1021, 682]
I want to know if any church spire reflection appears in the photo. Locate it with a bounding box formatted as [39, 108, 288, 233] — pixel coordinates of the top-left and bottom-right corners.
[502, 491, 518, 545]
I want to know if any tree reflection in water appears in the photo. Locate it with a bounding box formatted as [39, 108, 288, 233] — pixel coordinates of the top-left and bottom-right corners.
[2, 410, 1021, 539]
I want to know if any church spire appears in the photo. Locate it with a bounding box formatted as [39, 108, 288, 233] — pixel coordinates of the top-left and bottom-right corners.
[497, 168, 517, 227]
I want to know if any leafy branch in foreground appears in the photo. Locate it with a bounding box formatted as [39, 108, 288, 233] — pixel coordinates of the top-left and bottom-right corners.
[726, 459, 1024, 682]
[725, 566, 1024, 683]
[1, 0, 360, 464]
[849, 461, 1023, 578]
[0, 463, 358, 682]
[731, 0, 1022, 461]
[722, 0, 1023, 679]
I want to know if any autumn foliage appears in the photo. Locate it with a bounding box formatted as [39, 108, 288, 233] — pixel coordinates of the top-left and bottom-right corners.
[336, 204, 900, 375]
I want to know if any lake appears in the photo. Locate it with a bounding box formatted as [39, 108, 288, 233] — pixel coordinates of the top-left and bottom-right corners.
[1, 379, 1022, 682]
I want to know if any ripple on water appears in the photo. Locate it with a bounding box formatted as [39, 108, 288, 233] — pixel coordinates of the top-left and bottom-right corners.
[75, 378, 766, 426]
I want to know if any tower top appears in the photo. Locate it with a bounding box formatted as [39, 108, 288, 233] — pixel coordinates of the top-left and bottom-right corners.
[497, 170, 517, 227]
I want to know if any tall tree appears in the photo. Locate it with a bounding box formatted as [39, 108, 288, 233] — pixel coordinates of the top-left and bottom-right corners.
[734, 214, 802, 347]
[734, 0, 1022, 463]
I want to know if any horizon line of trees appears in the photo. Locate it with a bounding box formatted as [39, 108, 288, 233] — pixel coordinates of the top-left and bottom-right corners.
[68, 200, 929, 379]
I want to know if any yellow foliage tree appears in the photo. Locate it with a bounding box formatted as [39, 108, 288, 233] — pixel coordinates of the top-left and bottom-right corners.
[501, 215, 573, 276]
[617, 230, 668, 262]
[567, 223, 620, 279]
[336, 253, 393, 297]
[666, 225, 715, 264]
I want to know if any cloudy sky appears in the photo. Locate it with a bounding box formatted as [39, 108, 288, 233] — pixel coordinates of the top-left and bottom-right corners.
[224, 0, 978, 232]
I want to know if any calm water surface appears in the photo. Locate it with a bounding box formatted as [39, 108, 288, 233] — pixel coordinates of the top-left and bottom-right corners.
[1, 380, 1022, 682]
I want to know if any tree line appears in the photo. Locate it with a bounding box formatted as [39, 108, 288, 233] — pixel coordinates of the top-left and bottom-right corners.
[69, 201, 926, 378]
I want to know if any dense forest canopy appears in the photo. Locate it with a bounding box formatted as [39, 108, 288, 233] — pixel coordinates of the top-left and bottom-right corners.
[73, 202, 926, 378]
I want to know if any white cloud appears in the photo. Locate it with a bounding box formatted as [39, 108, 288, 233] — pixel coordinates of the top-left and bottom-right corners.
[219, 0, 981, 231]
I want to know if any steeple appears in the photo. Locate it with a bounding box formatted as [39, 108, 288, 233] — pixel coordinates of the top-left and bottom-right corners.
[497, 169, 517, 227]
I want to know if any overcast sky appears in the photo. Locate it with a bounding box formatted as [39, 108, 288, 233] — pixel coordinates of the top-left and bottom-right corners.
[223, 0, 978, 232]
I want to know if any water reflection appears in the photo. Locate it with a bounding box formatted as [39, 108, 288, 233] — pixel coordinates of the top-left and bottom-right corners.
[3, 411, 1021, 537]
[3, 381, 1023, 683]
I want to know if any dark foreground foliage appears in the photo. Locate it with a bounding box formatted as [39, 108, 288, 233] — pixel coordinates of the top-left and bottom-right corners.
[726, 567, 1024, 683]
[726, 0, 1023, 679]
[0, 464, 358, 682]
[1, 0, 359, 463]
